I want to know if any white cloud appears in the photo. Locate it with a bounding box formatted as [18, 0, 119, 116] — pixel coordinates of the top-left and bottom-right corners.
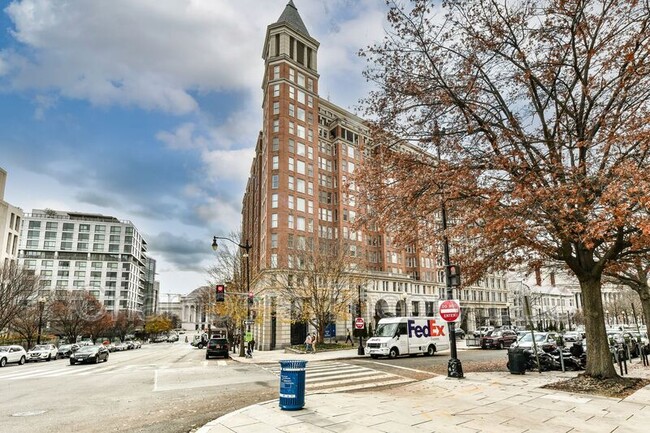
[4, 0, 280, 113]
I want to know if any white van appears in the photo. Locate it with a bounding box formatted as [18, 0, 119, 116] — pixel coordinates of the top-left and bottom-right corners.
[365, 317, 450, 359]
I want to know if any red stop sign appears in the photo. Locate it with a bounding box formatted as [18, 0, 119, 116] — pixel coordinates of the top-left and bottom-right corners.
[439, 300, 461, 322]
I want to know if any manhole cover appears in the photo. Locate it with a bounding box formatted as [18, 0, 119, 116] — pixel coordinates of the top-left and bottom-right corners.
[12, 410, 47, 417]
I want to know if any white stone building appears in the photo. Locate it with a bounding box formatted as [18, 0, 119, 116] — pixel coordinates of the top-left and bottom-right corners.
[19, 209, 151, 316]
[0, 168, 23, 269]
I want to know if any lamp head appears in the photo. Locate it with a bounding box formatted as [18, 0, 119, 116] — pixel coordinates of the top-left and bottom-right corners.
[211, 236, 218, 251]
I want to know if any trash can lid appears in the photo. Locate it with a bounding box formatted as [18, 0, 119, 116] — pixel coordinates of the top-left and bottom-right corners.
[279, 360, 308, 369]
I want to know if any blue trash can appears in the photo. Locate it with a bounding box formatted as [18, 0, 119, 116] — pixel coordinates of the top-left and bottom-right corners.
[278, 360, 308, 410]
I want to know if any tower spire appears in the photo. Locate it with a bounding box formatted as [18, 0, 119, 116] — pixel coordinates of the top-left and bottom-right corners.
[276, 0, 310, 37]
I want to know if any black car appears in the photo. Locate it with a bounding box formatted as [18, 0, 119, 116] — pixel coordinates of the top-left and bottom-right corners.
[57, 344, 80, 358]
[70, 345, 109, 365]
[206, 338, 229, 359]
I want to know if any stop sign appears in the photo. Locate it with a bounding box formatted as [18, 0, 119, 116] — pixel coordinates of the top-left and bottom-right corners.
[439, 299, 461, 322]
[354, 317, 365, 329]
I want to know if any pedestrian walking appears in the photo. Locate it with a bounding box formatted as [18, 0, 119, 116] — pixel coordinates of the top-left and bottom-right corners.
[312, 332, 318, 353]
[345, 329, 353, 345]
[304, 334, 312, 353]
[248, 337, 255, 354]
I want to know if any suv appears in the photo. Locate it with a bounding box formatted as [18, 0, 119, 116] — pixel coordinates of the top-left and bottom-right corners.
[0, 345, 27, 367]
[206, 338, 229, 359]
[473, 326, 495, 338]
[27, 344, 58, 362]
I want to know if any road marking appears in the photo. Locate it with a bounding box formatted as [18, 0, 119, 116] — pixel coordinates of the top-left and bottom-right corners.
[153, 369, 158, 392]
[358, 360, 437, 375]
[217, 360, 227, 366]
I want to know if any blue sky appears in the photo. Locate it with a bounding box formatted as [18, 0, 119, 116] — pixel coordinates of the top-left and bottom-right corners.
[0, 0, 388, 295]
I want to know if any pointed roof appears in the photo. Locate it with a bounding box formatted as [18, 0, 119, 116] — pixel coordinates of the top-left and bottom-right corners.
[276, 0, 310, 37]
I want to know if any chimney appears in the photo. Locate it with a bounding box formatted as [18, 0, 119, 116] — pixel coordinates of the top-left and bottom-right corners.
[534, 266, 542, 286]
[550, 271, 556, 287]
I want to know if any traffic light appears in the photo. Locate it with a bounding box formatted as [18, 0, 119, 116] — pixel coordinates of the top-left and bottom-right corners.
[248, 291, 254, 305]
[447, 264, 461, 287]
[216, 284, 225, 302]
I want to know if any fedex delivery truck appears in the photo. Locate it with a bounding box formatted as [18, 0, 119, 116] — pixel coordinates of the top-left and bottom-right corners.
[366, 317, 450, 359]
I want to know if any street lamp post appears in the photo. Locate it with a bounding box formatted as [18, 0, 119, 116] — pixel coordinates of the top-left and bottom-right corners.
[435, 122, 463, 379]
[357, 285, 365, 356]
[212, 236, 252, 357]
[36, 297, 45, 345]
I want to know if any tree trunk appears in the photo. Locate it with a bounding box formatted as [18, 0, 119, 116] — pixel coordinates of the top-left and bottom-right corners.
[639, 290, 650, 343]
[581, 278, 618, 378]
[239, 322, 245, 357]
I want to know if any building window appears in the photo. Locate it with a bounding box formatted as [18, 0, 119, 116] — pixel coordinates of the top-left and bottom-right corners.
[297, 179, 306, 193]
[271, 254, 278, 268]
[272, 175, 279, 189]
[95, 225, 106, 233]
[271, 214, 278, 228]
[297, 197, 306, 212]
[296, 160, 305, 175]
[273, 84, 280, 97]
[288, 176, 294, 190]
[273, 101, 280, 115]
[28, 221, 41, 229]
[288, 215, 294, 229]
[288, 195, 294, 209]
[273, 119, 279, 133]
[272, 155, 279, 170]
[271, 233, 278, 248]
[271, 193, 279, 208]
[288, 157, 294, 171]
[273, 66, 280, 80]
[272, 137, 279, 151]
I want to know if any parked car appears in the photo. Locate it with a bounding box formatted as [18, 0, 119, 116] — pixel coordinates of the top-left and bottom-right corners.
[57, 343, 80, 358]
[206, 338, 229, 359]
[562, 331, 582, 343]
[511, 332, 559, 352]
[114, 343, 128, 351]
[0, 345, 27, 367]
[132, 340, 142, 349]
[480, 329, 518, 349]
[191, 333, 209, 349]
[473, 326, 495, 338]
[27, 344, 58, 362]
[454, 328, 466, 339]
[70, 345, 109, 364]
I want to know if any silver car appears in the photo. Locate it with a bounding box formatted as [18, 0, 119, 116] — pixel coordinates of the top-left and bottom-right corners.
[27, 344, 58, 362]
[0, 345, 27, 367]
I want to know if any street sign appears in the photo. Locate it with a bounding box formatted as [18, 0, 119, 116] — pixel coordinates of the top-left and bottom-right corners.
[439, 299, 461, 322]
[354, 317, 365, 330]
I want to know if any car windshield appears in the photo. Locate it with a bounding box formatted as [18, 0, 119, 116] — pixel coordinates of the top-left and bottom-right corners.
[375, 323, 398, 337]
[31, 345, 49, 351]
[59, 345, 71, 349]
[519, 333, 548, 343]
[0, 346, 8, 352]
[77, 346, 98, 353]
[210, 339, 227, 344]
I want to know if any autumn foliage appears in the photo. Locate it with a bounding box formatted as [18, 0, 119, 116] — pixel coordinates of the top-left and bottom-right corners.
[357, 0, 650, 379]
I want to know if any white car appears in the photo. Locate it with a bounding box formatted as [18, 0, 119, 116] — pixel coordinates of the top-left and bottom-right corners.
[27, 344, 58, 362]
[0, 345, 27, 367]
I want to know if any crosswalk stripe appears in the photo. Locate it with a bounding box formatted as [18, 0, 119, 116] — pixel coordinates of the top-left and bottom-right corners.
[264, 361, 411, 394]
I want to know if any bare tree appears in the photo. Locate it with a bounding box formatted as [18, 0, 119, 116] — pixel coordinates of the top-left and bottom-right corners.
[84, 311, 114, 343]
[112, 310, 143, 342]
[267, 242, 365, 344]
[207, 233, 251, 357]
[50, 291, 103, 343]
[358, 0, 650, 379]
[0, 264, 40, 332]
[10, 304, 41, 349]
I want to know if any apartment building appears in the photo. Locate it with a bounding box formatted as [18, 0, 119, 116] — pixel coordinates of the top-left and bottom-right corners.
[0, 168, 23, 269]
[240, 2, 509, 350]
[19, 209, 149, 317]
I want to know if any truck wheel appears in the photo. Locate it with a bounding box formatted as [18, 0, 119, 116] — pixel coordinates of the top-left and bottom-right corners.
[497, 342, 503, 350]
[198, 344, 204, 349]
[426, 345, 435, 356]
[389, 347, 399, 359]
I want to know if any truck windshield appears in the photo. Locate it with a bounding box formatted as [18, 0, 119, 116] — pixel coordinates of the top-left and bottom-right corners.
[375, 323, 398, 337]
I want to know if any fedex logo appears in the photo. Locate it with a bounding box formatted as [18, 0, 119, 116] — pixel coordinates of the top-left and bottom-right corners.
[407, 319, 445, 338]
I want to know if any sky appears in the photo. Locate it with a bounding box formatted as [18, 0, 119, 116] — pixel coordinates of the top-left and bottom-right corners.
[0, 0, 389, 296]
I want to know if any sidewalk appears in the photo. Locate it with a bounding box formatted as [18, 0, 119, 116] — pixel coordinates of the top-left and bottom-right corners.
[200, 348, 650, 433]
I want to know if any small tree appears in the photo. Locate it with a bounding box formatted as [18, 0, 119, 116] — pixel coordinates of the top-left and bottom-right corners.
[112, 311, 143, 342]
[268, 242, 366, 344]
[10, 303, 41, 349]
[84, 311, 114, 343]
[145, 315, 172, 336]
[0, 264, 40, 332]
[50, 291, 103, 343]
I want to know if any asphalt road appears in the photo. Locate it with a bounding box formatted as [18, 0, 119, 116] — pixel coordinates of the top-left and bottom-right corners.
[1, 343, 278, 433]
[1, 343, 509, 433]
